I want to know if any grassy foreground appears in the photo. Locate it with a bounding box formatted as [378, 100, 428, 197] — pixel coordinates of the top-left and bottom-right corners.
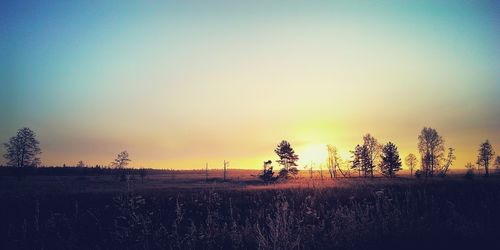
[1, 174, 499, 250]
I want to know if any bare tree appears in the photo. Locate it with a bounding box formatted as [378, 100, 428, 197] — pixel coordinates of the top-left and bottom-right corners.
[112, 151, 131, 169]
[337, 157, 350, 177]
[362, 134, 382, 177]
[307, 162, 313, 180]
[223, 160, 229, 181]
[465, 162, 475, 171]
[405, 153, 418, 177]
[465, 162, 475, 179]
[418, 127, 445, 177]
[3, 127, 41, 167]
[477, 140, 495, 177]
[205, 162, 209, 182]
[319, 164, 324, 181]
[336, 156, 348, 177]
[438, 147, 456, 177]
[327, 144, 339, 179]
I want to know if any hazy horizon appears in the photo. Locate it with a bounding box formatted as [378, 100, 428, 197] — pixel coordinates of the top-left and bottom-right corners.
[1, 0, 499, 169]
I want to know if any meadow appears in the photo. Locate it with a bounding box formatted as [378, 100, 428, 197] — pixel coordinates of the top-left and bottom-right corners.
[1, 169, 499, 250]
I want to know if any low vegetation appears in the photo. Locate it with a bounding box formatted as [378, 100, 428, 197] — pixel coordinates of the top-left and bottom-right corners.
[1, 174, 499, 250]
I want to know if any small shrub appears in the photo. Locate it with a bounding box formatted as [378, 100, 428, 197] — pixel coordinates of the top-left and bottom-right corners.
[415, 170, 422, 178]
[259, 160, 277, 183]
[278, 167, 299, 180]
[464, 169, 474, 180]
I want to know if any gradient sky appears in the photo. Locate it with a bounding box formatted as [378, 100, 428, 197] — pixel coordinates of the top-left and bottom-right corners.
[1, 0, 499, 169]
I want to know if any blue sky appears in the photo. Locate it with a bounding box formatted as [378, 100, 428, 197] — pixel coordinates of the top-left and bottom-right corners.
[1, 0, 499, 168]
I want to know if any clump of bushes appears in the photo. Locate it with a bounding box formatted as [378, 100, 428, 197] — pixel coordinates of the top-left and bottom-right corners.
[259, 140, 300, 183]
[259, 160, 277, 183]
[464, 169, 474, 179]
[464, 162, 475, 180]
[415, 169, 422, 178]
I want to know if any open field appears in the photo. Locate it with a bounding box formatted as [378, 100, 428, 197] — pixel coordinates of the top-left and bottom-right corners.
[1, 171, 500, 250]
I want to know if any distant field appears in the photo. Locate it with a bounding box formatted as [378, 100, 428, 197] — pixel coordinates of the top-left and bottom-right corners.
[1, 170, 499, 250]
[0, 168, 475, 194]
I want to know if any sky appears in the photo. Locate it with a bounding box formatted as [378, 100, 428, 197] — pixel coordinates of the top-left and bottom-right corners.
[1, 0, 499, 170]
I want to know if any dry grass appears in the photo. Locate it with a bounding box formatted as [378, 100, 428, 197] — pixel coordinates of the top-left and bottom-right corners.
[0, 172, 499, 249]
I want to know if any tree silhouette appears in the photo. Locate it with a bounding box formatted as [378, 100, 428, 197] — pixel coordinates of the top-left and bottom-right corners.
[259, 160, 276, 182]
[205, 162, 209, 182]
[418, 127, 444, 177]
[223, 160, 229, 182]
[405, 153, 418, 177]
[465, 162, 475, 170]
[275, 140, 299, 179]
[438, 147, 456, 177]
[380, 142, 402, 178]
[477, 140, 495, 177]
[112, 151, 131, 169]
[362, 134, 381, 178]
[3, 127, 41, 167]
[327, 144, 339, 179]
[350, 145, 363, 177]
[464, 162, 475, 179]
[360, 145, 371, 177]
[76, 160, 86, 168]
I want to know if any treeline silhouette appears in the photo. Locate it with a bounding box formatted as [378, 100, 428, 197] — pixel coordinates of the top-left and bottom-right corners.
[260, 127, 499, 182]
[2, 127, 499, 181]
[0, 166, 168, 177]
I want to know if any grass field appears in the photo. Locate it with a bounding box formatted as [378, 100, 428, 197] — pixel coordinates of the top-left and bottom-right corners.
[1, 171, 499, 250]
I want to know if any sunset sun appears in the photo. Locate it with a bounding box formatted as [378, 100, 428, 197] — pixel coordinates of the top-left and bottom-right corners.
[299, 144, 328, 166]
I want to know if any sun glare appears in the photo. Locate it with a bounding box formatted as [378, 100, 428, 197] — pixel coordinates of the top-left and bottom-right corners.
[299, 144, 328, 166]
